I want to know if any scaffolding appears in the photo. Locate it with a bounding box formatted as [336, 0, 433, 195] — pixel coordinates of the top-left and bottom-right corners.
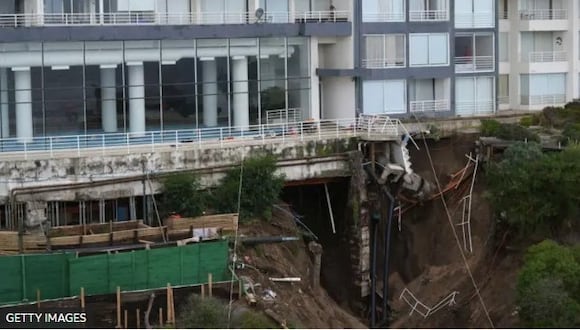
[454, 153, 479, 254]
[399, 288, 459, 318]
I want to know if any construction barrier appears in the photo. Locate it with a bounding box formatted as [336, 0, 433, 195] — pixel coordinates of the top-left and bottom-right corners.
[0, 240, 229, 306]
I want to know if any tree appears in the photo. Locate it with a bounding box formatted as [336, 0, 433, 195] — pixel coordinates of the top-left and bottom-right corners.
[486, 143, 580, 236]
[517, 241, 580, 328]
[158, 172, 206, 219]
[176, 295, 229, 329]
[212, 155, 285, 221]
[238, 310, 278, 329]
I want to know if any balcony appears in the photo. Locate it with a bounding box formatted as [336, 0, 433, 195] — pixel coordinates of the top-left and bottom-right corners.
[362, 12, 405, 22]
[410, 99, 450, 112]
[362, 58, 405, 69]
[409, 10, 449, 21]
[456, 100, 495, 114]
[521, 94, 566, 105]
[519, 9, 567, 20]
[526, 50, 567, 62]
[0, 10, 350, 27]
[455, 12, 495, 28]
[498, 96, 509, 105]
[455, 56, 494, 73]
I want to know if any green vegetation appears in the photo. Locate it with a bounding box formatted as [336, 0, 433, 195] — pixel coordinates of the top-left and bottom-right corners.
[486, 143, 580, 236]
[158, 172, 206, 219]
[238, 310, 278, 329]
[480, 119, 540, 142]
[517, 241, 580, 328]
[176, 296, 229, 329]
[212, 155, 285, 221]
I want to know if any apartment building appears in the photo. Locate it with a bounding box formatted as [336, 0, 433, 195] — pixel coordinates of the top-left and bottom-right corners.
[0, 0, 498, 143]
[499, 0, 578, 111]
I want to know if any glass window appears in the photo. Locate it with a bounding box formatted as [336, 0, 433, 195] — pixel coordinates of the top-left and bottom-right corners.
[363, 34, 405, 68]
[410, 33, 448, 66]
[363, 79, 406, 114]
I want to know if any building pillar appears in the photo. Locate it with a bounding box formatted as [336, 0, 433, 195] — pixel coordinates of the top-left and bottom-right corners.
[202, 60, 218, 127]
[0, 68, 9, 138]
[232, 57, 250, 129]
[127, 63, 146, 134]
[309, 37, 320, 121]
[100, 66, 118, 133]
[13, 68, 33, 142]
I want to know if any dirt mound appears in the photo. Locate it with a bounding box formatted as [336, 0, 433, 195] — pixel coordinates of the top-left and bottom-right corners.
[388, 134, 520, 328]
[235, 209, 366, 329]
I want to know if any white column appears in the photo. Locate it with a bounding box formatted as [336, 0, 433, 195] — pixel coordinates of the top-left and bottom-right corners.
[0, 68, 9, 138]
[128, 63, 146, 134]
[568, 0, 579, 100]
[202, 60, 218, 127]
[100, 67, 118, 133]
[309, 37, 320, 120]
[233, 57, 250, 129]
[13, 68, 33, 142]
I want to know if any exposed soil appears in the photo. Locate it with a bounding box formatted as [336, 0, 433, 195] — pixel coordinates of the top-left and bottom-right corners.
[235, 208, 366, 329]
[388, 134, 522, 328]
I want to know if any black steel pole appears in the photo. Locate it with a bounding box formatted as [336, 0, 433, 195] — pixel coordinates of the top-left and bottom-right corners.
[370, 212, 379, 328]
[382, 197, 395, 325]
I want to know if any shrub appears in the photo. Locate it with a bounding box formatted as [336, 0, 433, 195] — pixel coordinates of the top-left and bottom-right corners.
[480, 119, 501, 136]
[519, 115, 540, 127]
[495, 123, 540, 142]
[212, 155, 285, 221]
[486, 143, 580, 236]
[158, 172, 206, 219]
[176, 295, 229, 329]
[517, 241, 580, 328]
[561, 123, 580, 145]
[238, 310, 278, 329]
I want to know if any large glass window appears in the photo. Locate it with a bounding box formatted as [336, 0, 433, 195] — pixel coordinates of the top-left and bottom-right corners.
[0, 37, 311, 138]
[409, 33, 449, 66]
[362, 0, 405, 22]
[456, 76, 495, 115]
[363, 34, 406, 68]
[520, 73, 566, 105]
[362, 79, 406, 114]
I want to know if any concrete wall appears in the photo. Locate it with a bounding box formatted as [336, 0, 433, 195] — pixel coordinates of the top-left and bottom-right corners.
[322, 77, 356, 119]
[1, 138, 358, 203]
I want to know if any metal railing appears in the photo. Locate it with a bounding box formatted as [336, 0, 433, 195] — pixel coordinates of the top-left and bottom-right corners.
[456, 100, 495, 114]
[0, 10, 350, 27]
[454, 56, 495, 73]
[526, 50, 567, 62]
[522, 94, 566, 105]
[498, 96, 509, 104]
[0, 117, 406, 160]
[454, 12, 495, 28]
[362, 58, 406, 69]
[409, 10, 449, 21]
[500, 11, 509, 19]
[362, 12, 405, 22]
[519, 9, 567, 20]
[410, 99, 450, 112]
[265, 108, 302, 125]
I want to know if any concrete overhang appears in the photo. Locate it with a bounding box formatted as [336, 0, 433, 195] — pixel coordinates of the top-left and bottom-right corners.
[316, 68, 359, 77]
[0, 22, 352, 42]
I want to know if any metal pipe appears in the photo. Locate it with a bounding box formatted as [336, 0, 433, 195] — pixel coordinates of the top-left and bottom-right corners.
[239, 236, 300, 245]
[382, 195, 395, 325]
[370, 212, 378, 328]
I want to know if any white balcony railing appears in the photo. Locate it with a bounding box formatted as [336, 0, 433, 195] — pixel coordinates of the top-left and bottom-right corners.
[265, 108, 302, 125]
[455, 56, 494, 72]
[519, 9, 567, 20]
[526, 51, 567, 62]
[362, 12, 405, 22]
[522, 94, 566, 105]
[0, 10, 350, 27]
[362, 58, 406, 69]
[409, 10, 449, 21]
[455, 12, 495, 28]
[456, 100, 495, 114]
[500, 11, 509, 19]
[0, 116, 408, 161]
[498, 96, 509, 104]
[410, 99, 450, 112]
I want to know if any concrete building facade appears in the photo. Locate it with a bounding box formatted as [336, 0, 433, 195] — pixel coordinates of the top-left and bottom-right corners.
[0, 0, 501, 145]
[499, 0, 579, 111]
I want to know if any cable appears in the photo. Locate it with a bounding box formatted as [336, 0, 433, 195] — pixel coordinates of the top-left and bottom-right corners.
[227, 152, 245, 328]
[412, 116, 495, 329]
